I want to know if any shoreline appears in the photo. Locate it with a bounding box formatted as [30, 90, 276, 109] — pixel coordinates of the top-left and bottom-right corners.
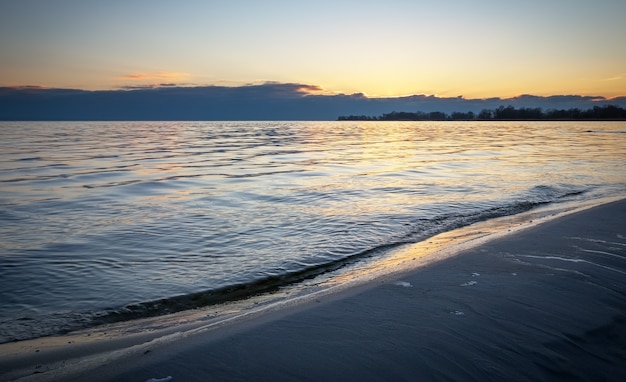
[2, 195, 625, 381]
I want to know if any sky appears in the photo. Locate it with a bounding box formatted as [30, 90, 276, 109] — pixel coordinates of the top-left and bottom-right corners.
[1, 0, 625, 99]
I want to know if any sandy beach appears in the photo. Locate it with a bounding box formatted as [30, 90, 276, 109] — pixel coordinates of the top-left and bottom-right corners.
[2, 198, 625, 381]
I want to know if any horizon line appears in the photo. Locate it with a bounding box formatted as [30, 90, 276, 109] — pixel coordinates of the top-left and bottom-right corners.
[1, 83, 624, 101]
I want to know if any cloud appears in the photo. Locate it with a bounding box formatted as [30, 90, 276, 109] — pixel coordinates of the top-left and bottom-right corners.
[117, 72, 189, 81]
[601, 73, 626, 82]
[0, 85, 52, 93]
[118, 83, 179, 90]
[1, 82, 625, 121]
[292, 84, 326, 94]
[119, 84, 158, 90]
[8, 85, 49, 89]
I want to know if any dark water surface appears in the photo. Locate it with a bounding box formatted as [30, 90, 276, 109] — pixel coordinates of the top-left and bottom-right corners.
[1, 121, 625, 342]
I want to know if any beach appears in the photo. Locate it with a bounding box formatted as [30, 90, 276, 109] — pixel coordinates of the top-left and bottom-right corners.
[2, 198, 624, 381]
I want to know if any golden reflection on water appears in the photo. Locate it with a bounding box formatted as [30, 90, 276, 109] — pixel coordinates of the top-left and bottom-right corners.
[322, 221, 501, 287]
[298, 121, 626, 218]
[318, 197, 611, 287]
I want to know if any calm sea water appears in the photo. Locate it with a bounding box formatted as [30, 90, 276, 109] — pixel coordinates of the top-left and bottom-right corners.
[1, 121, 625, 342]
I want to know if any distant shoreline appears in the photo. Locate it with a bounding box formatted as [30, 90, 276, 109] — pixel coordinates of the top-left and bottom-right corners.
[338, 104, 626, 121]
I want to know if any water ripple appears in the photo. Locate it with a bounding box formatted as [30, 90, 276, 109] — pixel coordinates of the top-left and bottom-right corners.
[0, 120, 625, 342]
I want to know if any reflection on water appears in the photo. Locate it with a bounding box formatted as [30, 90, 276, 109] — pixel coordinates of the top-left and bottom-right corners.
[0, 121, 625, 342]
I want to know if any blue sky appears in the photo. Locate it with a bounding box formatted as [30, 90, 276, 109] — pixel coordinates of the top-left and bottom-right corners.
[1, 0, 625, 98]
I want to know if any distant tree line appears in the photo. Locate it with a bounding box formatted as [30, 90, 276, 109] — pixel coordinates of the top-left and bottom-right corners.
[338, 105, 626, 121]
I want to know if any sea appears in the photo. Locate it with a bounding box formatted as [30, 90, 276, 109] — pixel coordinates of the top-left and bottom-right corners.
[1, 121, 625, 343]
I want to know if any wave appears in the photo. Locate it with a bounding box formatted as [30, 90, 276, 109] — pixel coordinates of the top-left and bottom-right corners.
[94, 185, 590, 319]
[0, 185, 591, 344]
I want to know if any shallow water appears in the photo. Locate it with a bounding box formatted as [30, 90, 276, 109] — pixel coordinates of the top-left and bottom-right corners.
[1, 121, 625, 342]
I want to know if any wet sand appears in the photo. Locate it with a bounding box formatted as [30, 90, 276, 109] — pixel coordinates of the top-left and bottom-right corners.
[4, 199, 626, 381]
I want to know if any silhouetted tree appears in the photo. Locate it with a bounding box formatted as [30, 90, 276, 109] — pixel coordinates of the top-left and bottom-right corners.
[428, 111, 447, 120]
[450, 111, 475, 120]
[493, 105, 516, 119]
[477, 109, 493, 120]
[545, 108, 581, 119]
[338, 105, 625, 121]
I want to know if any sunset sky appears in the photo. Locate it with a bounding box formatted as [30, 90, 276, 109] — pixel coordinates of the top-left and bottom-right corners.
[1, 0, 625, 99]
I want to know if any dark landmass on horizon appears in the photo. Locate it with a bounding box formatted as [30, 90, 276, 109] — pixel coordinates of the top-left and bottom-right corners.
[1, 82, 625, 121]
[339, 105, 626, 121]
